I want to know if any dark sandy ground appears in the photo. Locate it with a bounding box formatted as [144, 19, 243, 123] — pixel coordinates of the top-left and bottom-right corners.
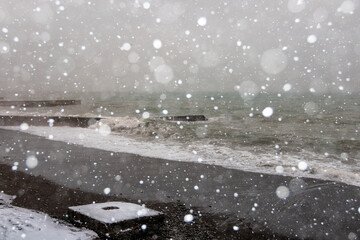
[0, 164, 287, 239]
[0, 128, 360, 239]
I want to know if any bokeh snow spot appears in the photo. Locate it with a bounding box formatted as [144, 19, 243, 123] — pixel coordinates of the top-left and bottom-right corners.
[276, 166, 284, 173]
[120, 42, 131, 51]
[238, 80, 259, 100]
[0, 41, 10, 54]
[348, 232, 358, 240]
[287, 0, 306, 13]
[26, 155, 38, 169]
[283, 83, 292, 92]
[160, 93, 167, 100]
[184, 214, 194, 223]
[260, 49, 288, 75]
[128, 51, 140, 63]
[143, 2, 150, 9]
[313, 7, 328, 23]
[304, 102, 319, 115]
[103, 187, 111, 195]
[149, 56, 165, 72]
[298, 161, 308, 171]
[153, 39, 162, 49]
[99, 124, 111, 136]
[307, 35, 317, 44]
[142, 112, 150, 119]
[197, 17, 207, 26]
[154, 64, 174, 84]
[340, 152, 349, 161]
[195, 127, 207, 138]
[338, 1, 355, 14]
[20, 123, 29, 131]
[262, 107, 274, 118]
[276, 186, 290, 199]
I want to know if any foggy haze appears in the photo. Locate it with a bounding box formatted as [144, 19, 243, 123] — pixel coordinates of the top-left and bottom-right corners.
[0, 0, 359, 95]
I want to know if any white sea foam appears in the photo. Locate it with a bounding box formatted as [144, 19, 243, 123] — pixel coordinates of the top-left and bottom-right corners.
[1, 125, 359, 187]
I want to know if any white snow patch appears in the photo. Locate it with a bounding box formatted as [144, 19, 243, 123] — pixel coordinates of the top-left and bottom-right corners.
[0, 193, 97, 239]
[0, 192, 15, 205]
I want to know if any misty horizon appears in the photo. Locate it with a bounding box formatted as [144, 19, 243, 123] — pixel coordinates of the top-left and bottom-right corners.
[0, 0, 359, 95]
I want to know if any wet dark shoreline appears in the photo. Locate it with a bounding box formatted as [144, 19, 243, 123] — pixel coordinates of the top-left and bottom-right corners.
[0, 128, 359, 239]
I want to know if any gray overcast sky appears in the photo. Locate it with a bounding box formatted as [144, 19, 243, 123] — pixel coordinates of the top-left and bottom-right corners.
[0, 0, 359, 95]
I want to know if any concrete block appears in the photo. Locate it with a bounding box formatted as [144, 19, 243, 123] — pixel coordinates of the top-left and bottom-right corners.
[67, 202, 164, 238]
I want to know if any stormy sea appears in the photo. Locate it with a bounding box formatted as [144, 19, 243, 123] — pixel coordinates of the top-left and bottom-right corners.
[1, 91, 359, 187]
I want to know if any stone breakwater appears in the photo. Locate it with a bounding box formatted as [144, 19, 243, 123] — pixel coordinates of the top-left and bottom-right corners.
[0, 100, 81, 107]
[156, 115, 207, 122]
[0, 115, 101, 128]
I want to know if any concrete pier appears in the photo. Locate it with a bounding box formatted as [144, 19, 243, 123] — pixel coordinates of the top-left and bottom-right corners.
[0, 100, 81, 107]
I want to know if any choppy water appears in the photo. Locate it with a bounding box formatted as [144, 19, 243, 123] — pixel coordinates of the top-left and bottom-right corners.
[1, 92, 360, 185]
[87, 92, 360, 159]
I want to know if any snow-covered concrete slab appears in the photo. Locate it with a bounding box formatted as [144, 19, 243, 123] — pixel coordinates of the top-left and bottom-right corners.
[68, 202, 164, 238]
[0, 192, 97, 240]
[69, 201, 161, 224]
